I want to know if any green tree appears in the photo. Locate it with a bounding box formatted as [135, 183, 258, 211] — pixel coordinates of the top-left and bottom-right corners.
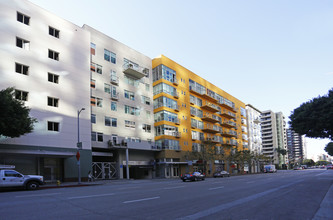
[315, 160, 330, 166]
[302, 159, 315, 167]
[0, 87, 37, 138]
[324, 142, 333, 156]
[289, 88, 333, 140]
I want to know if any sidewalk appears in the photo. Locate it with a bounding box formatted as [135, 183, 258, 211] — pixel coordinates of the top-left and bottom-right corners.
[40, 180, 104, 189]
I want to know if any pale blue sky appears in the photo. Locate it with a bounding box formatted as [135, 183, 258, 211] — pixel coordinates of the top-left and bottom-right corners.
[29, 0, 332, 159]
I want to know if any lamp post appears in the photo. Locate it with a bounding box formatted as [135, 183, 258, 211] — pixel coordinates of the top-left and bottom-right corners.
[77, 108, 85, 184]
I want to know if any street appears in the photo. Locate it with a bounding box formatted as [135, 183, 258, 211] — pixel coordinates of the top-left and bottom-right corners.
[0, 169, 332, 220]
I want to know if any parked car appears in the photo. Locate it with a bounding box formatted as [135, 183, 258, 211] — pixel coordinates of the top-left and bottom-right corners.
[327, 165, 333, 170]
[180, 172, 205, 182]
[0, 165, 44, 190]
[213, 171, 230, 178]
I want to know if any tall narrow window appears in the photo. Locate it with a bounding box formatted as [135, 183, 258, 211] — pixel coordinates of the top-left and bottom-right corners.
[15, 90, 28, 101]
[17, 12, 30, 25]
[49, 26, 60, 38]
[91, 79, 96, 88]
[111, 102, 117, 111]
[15, 63, 29, 75]
[16, 37, 30, 50]
[48, 49, 59, 61]
[48, 121, 59, 132]
[91, 114, 96, 124]
[91, 43, 96, 55]
[48, 73, 59, 83]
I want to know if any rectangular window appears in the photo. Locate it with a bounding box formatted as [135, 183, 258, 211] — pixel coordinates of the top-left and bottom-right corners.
[91, 43, 96, 55]
[49, 26, 60, 38]
[104, 83, 111, 94]
[48, 121, 59, 132]
[97, 133, 103, 142]
[124, 90, 135, 101]
[125, 120, 135, 128]
[48, 49, 59, 61]
[91, 114, 96, 124]
[105, 116, 111, 126]
[97, 98, 103, 107]
[91, 132, 96, 141]
[16, 37, 30, 50]
[111, 102, 117, 111]
[47, 97, 59, 107]
[17, 12, 30, 25]
[141, 96, 150, 105]
[91, 96, 96, 106]
[104, 49, 116, 64]
[91, 79, 96, 88]
[15, 63, 29, 75]
[96, 64, 102, 74]
[15, 90, 28, 101]
[142, 124, 151, 133]
[111, 118, 117, 127]
[48, 72, 59, 84]
[125, 105, 140, 116]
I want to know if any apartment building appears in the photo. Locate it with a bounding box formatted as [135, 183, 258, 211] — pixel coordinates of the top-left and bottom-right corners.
[286, 128, 304, 166]
[152, 55, 248, 177]
[261, 110, 288, 168]
[246, 104, 262, 172]
[0, 0, 91, 181]
[83, 25, 155, 179]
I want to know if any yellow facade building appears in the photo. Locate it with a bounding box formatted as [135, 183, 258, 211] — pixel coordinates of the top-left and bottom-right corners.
[152, 55, 248, 178]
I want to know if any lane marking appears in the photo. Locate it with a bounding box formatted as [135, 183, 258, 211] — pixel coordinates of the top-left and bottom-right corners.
[178, 179, 303, 220]
[164, 186, 185, 190]
[315, 172, 328, 176]
[209, 186, 225, 190]
[67, 193, 115, 200]
[16, 193, 61, 198]
[246, 181, 255, 184]
[123, 196, 160, 204]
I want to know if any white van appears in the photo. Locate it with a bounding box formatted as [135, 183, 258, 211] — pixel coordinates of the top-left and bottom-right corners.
[264, 165, 277, 173]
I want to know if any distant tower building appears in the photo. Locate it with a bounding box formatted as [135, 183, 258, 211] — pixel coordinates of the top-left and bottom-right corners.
[261, 110, 288, 168]
[286, 128, 305, 167]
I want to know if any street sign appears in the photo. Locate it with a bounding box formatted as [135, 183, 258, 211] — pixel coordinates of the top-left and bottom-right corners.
[77, 142, 82, 149]
[76, 151, 80, 161]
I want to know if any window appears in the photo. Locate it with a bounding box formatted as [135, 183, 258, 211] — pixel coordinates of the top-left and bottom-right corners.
[48, 97, 59, 107]
[91, 114, 96, 124]
[91, 79, 96, 88]
[17, 12, 30, 25]
[105, 116, 111, 126]
[142, 124, 151, 133]
[125, 120, 135, 128]
[145, 83, 150, 91]
[152, 65, 177, 83]
[124, 75, 139, 87]
[48, 73, 59, 83]
[91, 96, 96, 106]
[146, 110, 151, 118]
[49, 26, 60, 38]
[15, 63, 29, 75]
[16, 37, 30, 50]
[15, 90, 28, 101]
[48, 49, 59, 61]
[125, 105, 140, 116]
[48, 121, 59, 132]
[91, 132, 96, 141]
[141, 96, 150, 105]
[91, 43, 96, 55]
[97, 133, 103, 142]
[97, 98, 103, 107]
[104, 83, 111, 94]
[111, 102, 117, 111]
[104, 49, 116, 64]
[91, 63, 102, 74]
[111, 118, 117, 127]
[124, 90, 135, 101]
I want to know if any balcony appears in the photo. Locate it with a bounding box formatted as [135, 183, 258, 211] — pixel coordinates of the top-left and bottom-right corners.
[173, 78, 179, 86]
[221, 120, 236, 128]
[204, 135, 221, 143]
[110, 76, 119, 85]
[172, 91, 179, 99]
[173, 104, 180, 112]
[202, 124, 220, 133]
[221, 130, 237, 138]
[201, 113, 220, 123]
[189, 85, 204, 96]
[220, 110, 236, 119]
[123, 63, 149, 79]
[219, 100, 237, 112]
[201, 101, 220, 113]
[111, 92, 119, 100]
[163, 131, 181, 138]
[174, 118, 180, 125]
[253, 117, 261, 124]
[202, 93, 218, 103]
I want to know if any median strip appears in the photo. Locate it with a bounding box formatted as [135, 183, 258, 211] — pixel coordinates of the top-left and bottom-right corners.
[123, 196, 160, 204]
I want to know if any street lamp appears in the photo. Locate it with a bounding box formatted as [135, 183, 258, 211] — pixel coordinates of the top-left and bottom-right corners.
[77, 108, 85, 184]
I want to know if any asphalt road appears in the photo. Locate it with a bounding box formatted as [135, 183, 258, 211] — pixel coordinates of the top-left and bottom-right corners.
[0, 169, 332, 220]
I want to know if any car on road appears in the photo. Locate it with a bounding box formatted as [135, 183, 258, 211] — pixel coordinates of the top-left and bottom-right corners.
[327, 165, 333, 170]
[264, 165, 277, 173]
[213, 171, 230, 178]
[180, 172, 205, 182]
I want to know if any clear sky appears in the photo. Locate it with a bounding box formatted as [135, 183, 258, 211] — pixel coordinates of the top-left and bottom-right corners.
[28, 0, 332, 160]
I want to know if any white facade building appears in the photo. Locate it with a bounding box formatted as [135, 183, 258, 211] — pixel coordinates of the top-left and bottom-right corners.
[0, 0, 91, 181]
[83, 25, 155, 179]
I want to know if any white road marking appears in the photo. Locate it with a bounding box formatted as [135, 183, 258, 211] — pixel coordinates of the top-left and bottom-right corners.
[67, 193, 115, 200]
[315, 172, 328, 176]
[123, 196, 160, 204]
[209, 186, 225, 190]
[164, 186, 185, 190]
[16, 193, 61, 198]
[246, 181, 255, 184]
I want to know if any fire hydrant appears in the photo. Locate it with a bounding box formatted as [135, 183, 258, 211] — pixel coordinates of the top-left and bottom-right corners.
[57, 180, 61, 186]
